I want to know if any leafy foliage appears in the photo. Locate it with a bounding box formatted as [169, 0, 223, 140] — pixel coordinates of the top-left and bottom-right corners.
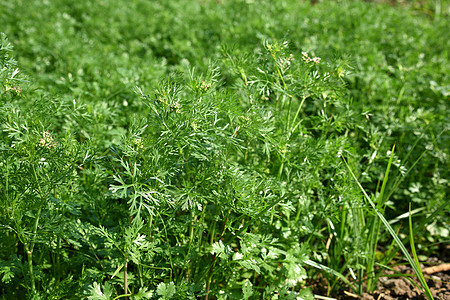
[0, 0, 448, 299]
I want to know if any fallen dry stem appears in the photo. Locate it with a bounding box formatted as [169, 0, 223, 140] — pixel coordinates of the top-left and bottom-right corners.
[422, 263, 450, 275]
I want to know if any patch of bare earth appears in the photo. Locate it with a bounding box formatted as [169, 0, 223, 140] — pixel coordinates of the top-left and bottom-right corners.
[309, 244, 450, 299]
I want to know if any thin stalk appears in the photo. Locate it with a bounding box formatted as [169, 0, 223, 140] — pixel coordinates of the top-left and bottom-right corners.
[138, 264, 143, 287]
[364, 145, 395, 292]
[270, 52, 290, 96]
[353, 198, 365, 293]
[113, 294, 133, 300]
[56, 236, 61, 282]
[354, 205, 365, 295]
[209, 219, 216, 246]
[205, 209, 232, 300]
[409, 204, 433, 299]
[53, 187, 61, 282]
[205, 256, 217, 300]
[187, 205, 206, 258]
[189, 210, 195, 249]
[286, 94, 293, 133]
[157, 211, 175, 277]
[124, 260, 128, 300]
[288, 95, 307, 139]
[123, 215, 133, 300]
[279, 95, 308, 180]
[148, 213, 153, 239]
[24, 194, 46, 294]
[5, 158, 9, 201]
[24, 242, 36, 293]
[294, 198, 302, 223]
[366, 217, 379, 291]
[24, 166, 49, 294]
[277, 158, 284, 180]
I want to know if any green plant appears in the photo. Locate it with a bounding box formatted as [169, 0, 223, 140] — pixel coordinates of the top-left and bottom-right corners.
[0, 0, 448, 298]
[344, 146, 433, 298]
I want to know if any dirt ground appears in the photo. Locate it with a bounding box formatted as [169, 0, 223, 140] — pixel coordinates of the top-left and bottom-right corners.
[355, 264, 450, 300]
[310, 244, 450, 299]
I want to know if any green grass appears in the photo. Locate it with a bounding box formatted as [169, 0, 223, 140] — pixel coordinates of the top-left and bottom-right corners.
[1, 0, 448, 299]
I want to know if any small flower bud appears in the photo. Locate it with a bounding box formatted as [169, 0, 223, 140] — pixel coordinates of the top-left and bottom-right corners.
[10, 86, 22, 96]
[170, 101, 182, 113]
[199, 81, 212, 93]
[39, 131, 57, 149]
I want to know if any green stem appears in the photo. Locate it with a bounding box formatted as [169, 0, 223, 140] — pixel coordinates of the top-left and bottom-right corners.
[288, 95, 307, 139]
[124, 260, 128, 300]
[56, 236, 61, 282]
[157, 211, 175, 279]
[286, 94, 292, 133]
[205, 209, 232, 300]
[113, 294, 133, 300]
[25, 192, 46, 294]
[278, 95, 308, 180]
[271, 53, 290, 96]
[24, 243, 36, 293]
[366, 217, 380, 291]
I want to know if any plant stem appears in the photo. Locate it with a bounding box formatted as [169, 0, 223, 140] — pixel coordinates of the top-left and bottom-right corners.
[205, 209, 232, 300]
[124, 260, 128, 300]
[25, 194, 46, 294]
[56, 236, 61, 282]
[24, 243, 36, 293]
[204, 254, 216, 300]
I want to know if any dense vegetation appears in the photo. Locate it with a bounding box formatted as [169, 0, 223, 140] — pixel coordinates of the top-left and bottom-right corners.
[1, 0, 448, 299]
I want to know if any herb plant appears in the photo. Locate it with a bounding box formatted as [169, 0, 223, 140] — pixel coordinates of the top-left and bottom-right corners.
[1, 1, 448, 299]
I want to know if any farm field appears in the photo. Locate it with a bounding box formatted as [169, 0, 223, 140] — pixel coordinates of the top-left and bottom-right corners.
[1, 0, 449, 299]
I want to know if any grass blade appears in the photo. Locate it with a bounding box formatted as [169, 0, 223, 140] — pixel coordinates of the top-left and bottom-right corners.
[343, 146, 434, 299]
[409, 203, 434, 299]
[304, 259, 356, 293]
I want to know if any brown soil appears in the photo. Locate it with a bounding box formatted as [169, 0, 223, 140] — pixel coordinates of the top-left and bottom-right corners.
[309, 244, 450, 299]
